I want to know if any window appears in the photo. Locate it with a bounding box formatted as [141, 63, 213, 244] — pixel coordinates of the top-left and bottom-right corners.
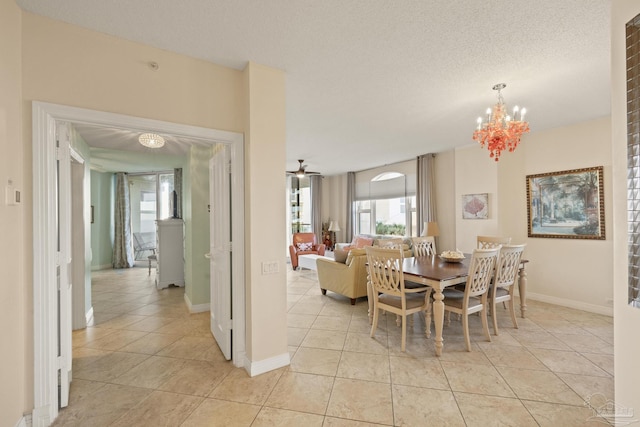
[355, 179, 416, 236]
[353, 161, 418, 237]
[129, 172, 175, 238]
[288, 176, 312, 234]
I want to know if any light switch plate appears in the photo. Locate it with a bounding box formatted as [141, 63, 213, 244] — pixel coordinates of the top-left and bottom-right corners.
[5, 186, 20, 206]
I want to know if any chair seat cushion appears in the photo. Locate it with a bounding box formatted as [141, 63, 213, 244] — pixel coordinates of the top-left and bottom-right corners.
[443, 289, 482, 309]
[379, 293, 427, 310]
[442, 289, 464, 299]
[494, 287, 510, 298]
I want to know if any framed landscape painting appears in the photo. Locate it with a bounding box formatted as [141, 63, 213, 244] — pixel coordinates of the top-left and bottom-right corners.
[526, 166, 605, 239]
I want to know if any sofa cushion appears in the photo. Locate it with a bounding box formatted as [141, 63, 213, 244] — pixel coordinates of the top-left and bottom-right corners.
[333, 248, 349, 264]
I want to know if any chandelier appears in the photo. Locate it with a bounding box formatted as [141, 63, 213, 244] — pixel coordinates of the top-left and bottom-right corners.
[472, 83, 529, 161]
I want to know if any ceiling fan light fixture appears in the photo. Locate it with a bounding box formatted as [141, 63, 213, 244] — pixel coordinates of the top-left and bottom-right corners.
[138, 133, 165, 148]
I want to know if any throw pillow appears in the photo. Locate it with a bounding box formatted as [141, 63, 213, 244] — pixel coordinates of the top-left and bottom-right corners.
[297, 242, 313, 251]
[333, 248, 348, 264]
[354, 236, 374, 248]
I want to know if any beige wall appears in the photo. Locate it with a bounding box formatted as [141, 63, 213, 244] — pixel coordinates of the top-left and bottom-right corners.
[434, 150, 456, 253]
[447, 117, 613, 314]
[612, 0, 640, 417]
[15, 9, 287, 417]
[504, 117, 613, 313]
[243, 62, 289, 364]
[454, 145, 500, 251]
[326, 115, 613, 317]
[0, 0, 25, 423]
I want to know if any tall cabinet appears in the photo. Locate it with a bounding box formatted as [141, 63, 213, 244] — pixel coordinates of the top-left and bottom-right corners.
[155, 218, 185, 289]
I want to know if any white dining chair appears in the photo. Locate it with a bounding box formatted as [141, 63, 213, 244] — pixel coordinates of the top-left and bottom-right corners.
[490, 244, 526, 335]
[442, 248, 500, 351]
[365, 246, 431, 352]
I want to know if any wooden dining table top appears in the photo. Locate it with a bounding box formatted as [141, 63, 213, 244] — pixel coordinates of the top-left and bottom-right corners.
[402, 255, 471, 282]
[402, 254, 529, 282]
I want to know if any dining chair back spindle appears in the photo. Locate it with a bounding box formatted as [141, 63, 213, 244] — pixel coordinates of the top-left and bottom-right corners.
[477, 235, 511, 249]
[411, 236, 437, 257]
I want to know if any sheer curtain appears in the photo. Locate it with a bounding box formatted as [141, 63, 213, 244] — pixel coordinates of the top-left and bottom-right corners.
[310, 175, 323, 244]
[113, 172, 135, 268]
[346, 171, 356, 242]
[416, 154, 436, 234]
[174, 167, 183, 218]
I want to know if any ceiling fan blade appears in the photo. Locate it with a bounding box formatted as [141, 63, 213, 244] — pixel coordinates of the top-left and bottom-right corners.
[285, 159, 321, 176]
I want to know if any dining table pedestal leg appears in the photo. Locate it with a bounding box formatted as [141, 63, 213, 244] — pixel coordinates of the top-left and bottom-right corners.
[432, 288, 445, 357]
[518, 265, 528, 318]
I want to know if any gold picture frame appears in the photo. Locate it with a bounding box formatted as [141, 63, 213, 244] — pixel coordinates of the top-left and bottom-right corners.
[526, 166, 605, 239]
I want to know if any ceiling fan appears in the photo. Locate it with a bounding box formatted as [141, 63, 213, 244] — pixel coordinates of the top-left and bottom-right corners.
[286, 159, 321, 178]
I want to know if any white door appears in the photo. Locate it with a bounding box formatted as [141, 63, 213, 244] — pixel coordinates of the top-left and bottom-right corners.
[70, 150, 87, 330]
[56, 122, 73, 407]
[209, 144, 232, 360]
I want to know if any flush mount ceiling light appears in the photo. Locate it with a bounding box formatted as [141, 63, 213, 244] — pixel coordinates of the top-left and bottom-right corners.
[472, 83, 530, 161]
[138, 133, 165, 148]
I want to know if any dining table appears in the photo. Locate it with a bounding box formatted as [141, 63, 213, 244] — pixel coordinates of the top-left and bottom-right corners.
[392, 254, 529, 357]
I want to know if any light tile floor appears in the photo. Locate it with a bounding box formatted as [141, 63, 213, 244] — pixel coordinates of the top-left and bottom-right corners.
[53, 265, 615, 426]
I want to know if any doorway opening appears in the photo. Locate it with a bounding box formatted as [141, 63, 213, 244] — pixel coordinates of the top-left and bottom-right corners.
[32, 101, 245, 425]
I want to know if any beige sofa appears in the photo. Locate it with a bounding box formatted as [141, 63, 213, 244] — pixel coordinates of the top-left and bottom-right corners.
[316, 248, 369, 305]
[336, 234, 413, 258]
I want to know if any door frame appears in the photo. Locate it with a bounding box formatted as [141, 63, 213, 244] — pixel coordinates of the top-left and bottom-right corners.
[31, 101, 246, 426]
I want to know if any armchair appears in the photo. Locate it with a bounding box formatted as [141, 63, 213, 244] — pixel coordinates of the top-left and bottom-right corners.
[289, 232, 326, 270]
[316, 248, 368, 305]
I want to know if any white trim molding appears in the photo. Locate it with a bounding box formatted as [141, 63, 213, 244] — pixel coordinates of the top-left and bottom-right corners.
[85, 306, 94, 326]
[526, 292, 613, 316]
[15, 413, 31, 427]
[184, 293, 210, 313]
[31, 101, 247, 424]
[245, 352, 291, 377]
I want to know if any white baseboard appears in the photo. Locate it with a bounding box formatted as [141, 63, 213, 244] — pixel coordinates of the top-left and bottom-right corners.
[15, 413, 30, 427]
[526, 292, 613, 316]
[184, 293, 210, 313]
[85, 306, 94, 325]
[244, 352, 290, 377]
[31, 405, 50, 427]
[91, 264, 112, 271]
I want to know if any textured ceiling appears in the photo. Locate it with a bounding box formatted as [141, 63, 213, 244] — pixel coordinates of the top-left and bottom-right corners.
[16, 0, 611, 175]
